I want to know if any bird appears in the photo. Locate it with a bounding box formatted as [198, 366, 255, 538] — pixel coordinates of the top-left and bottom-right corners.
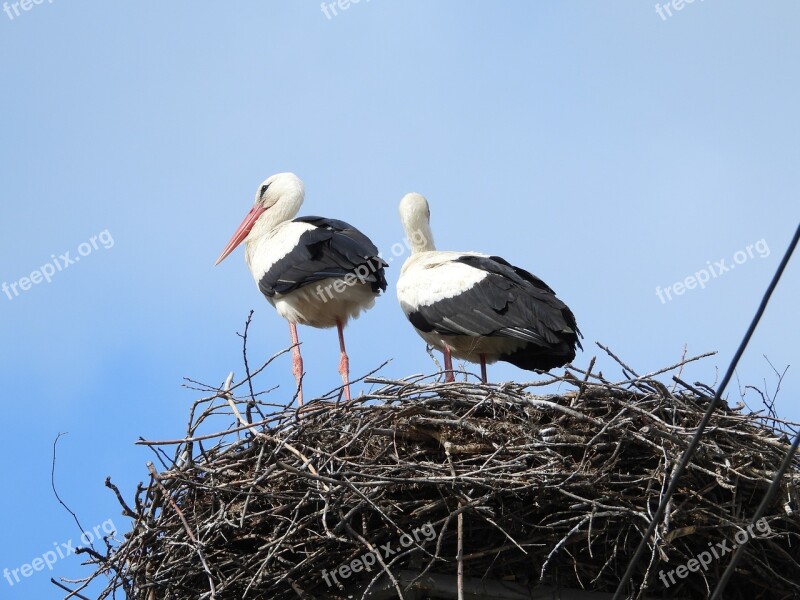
[396, 192, 581, 383]
[215, 173, 387, 405]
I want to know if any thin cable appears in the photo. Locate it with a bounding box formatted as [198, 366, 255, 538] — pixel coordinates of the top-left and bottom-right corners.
[612, 222, 800, 600]
[709, 426, 800, 599]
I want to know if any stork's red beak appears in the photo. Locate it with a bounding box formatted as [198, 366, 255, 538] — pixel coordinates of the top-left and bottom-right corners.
[215, 205, 266, 265]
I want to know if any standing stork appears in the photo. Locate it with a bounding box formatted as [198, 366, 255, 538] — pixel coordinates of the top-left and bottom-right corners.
[215, 173, 387, 405]
[396, 193, 581, 382]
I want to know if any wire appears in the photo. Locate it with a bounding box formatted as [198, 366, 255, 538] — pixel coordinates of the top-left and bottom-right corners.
[612, 222, 800, 600]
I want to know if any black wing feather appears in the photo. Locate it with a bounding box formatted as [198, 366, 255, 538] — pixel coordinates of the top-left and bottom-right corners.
[258, 216, 387, 297]
[408, 254, 581, 370]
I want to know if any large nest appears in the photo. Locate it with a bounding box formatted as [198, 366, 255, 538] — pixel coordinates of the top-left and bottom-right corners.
[68, 350, 800, 600]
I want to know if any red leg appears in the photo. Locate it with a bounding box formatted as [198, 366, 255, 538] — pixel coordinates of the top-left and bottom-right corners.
[288, 322, 304, 407]
[443, 344, 454, 383]
[479, 353, 487, 384]
[336, 319, 351, 401]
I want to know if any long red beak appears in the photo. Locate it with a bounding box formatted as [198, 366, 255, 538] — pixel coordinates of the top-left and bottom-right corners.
[215, 205, 266, 265]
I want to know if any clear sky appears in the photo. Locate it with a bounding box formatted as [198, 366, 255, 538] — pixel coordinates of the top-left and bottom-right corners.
[1, 2, 798, 597]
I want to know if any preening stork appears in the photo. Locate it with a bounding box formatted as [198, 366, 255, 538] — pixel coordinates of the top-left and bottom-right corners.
[396, 193, 581, 382]
[215, 173, 387, 405]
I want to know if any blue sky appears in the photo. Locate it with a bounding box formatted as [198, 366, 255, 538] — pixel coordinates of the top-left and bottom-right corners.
[1, 2, 798, 597]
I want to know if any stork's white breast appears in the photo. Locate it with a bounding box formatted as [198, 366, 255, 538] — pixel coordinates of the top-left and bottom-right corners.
[397, 251, 489, 311]
[244, 220, 316, 285]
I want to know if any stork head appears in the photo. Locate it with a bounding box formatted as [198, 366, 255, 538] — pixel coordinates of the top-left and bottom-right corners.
[215, 172, 305, 265]
[399, 193, 436, 253]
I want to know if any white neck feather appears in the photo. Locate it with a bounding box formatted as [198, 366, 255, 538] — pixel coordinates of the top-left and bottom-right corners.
[399, 193, 436, 254]
[247, 186, 304, 243]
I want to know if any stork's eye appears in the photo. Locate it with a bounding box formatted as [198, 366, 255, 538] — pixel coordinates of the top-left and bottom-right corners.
[260, 184, 270, 199]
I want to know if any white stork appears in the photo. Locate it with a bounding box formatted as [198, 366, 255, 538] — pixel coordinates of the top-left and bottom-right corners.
[215, 173, 387, 405]
[396, 193, 581, 382]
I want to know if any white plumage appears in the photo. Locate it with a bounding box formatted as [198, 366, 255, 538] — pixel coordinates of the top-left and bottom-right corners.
[398, 251, 489, 306]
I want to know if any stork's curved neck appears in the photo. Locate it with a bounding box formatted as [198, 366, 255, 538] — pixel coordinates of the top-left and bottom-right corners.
[408, 221, 436, 253]
[401, 213, 436, 254]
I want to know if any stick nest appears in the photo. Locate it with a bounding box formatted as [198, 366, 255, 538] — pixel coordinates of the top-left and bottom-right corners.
[71, 353, 800, 600]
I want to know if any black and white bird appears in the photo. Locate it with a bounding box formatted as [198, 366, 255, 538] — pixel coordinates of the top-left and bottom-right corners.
[396, 193, 581, 382]
[215, 173, 387, 405]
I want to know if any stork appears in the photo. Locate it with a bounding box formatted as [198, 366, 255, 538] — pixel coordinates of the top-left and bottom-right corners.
[396, 193, 581, 383]
[215, 173, 387, 405]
